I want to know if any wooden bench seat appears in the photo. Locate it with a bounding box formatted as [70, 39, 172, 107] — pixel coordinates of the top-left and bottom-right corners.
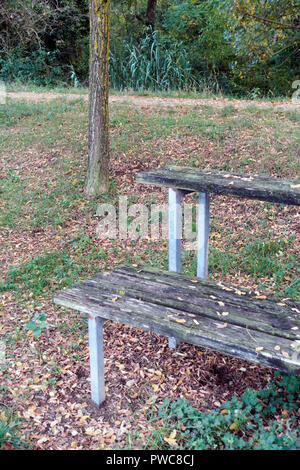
[54, 265, 300, 385]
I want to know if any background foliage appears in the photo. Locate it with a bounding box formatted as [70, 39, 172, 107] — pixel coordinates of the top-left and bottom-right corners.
[0, 0, 299, 95]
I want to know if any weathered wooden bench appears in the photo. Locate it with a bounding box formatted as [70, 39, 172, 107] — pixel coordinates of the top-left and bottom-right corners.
[54, 167, 300, 406]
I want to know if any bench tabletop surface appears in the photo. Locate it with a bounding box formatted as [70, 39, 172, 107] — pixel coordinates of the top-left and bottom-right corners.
[54, 265, 300, 375]
[136, 166, 300, 205]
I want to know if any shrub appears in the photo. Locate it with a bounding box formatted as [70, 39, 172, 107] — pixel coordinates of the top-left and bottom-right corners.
[156, 373, 300, 450]
[0, 48, 67, 86]
[109, 31, 197, 92]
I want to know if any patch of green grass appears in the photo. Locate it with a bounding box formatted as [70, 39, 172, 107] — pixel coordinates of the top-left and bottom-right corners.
[210, 237, 289, 277]
[232, 116, 253, 129]
[0, 105, 92, 229]
[0, 407, 29, 450]
[29, 185, 84, 228]
[2, 99, 299, 185]
[220, 104, 236, 117]
[0, 171, 85, 229]
[243, 105, 274, 116]
[0, 168, 28, 227]
[0, 235, 107, 298]
[109, 104, 243, 151]
[285, 110, 300, 123]
[179, 235, 299, 298]
[0, 98, 83, 128]
[0, 251, 81, 296]
[0, 100, 42, 127]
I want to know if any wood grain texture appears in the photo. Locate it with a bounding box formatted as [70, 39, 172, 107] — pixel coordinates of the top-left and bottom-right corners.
[136, 166, 300, 205]
[54, 265, 300, 375]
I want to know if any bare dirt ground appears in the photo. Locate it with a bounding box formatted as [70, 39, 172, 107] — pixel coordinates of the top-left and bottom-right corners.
[7, 90, 300, 111]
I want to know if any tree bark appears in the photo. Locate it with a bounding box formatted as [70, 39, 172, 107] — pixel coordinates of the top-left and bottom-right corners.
[85, 0, 111, 196]
[145, 0, 157, 29]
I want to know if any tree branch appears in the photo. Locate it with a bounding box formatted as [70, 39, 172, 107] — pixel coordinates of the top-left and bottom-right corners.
[244, 12, 300, 31]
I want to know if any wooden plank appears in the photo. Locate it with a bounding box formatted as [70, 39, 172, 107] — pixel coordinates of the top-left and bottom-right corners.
[115, 265, 300, 312]
[54, 269, 300, 375]
[84, 266, 300, 340]
[136, 166, 300, 205]
[54, 285, 300, 375]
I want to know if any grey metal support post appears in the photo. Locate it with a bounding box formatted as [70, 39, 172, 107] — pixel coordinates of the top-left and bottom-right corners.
[197, 192, 210, 279]
[168, 188, 184, 349]
[169, 188, 183, 273]
[88, 315, 105, 406]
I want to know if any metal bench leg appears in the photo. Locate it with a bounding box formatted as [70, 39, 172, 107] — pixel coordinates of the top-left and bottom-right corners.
[168, 336, 177, 349]
[197, 192, 210, 279]
[168, 188, 184, 349]
[169, 188, 183, 272]
[88, 315, 105, 406]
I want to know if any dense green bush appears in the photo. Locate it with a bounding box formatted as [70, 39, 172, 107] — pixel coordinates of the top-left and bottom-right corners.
[0, 49, 67, 86]
[160, 0, 236, 94]
[0, 0, 299, 96]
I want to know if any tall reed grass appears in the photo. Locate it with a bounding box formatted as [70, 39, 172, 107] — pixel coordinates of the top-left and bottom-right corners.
[109, 31, 198, 91]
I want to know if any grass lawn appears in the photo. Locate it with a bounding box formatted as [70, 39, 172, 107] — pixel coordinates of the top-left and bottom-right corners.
[0, 96, 299, 449]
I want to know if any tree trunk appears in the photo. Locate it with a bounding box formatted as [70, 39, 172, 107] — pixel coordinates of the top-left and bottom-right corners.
[85, 0, 111, 196]
[146, 0, 157, 29]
